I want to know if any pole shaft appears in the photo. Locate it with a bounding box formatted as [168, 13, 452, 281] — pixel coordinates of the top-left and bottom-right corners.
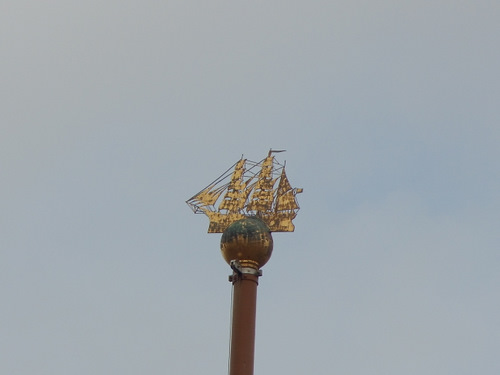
[229, 272, 259, 375]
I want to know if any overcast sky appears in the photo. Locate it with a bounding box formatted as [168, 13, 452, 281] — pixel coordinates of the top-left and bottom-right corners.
[1, 1, 499, 374]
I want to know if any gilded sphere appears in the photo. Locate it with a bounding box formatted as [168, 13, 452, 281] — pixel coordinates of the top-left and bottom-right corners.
[220, 217, 273, 269]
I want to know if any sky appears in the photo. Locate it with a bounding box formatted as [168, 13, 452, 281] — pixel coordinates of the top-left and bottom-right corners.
[1, 1, 499, 374]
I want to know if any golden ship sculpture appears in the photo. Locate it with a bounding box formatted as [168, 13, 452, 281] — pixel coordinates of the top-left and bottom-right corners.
[187, 150, 303, 233]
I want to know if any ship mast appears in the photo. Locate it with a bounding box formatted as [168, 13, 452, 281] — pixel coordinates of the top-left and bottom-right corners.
[246, 154, 276, 213]
[219, 159, 248, 213]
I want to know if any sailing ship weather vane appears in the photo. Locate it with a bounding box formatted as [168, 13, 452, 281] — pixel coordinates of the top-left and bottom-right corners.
[186, 149, 303, 233]
[187, 150, 302, 375]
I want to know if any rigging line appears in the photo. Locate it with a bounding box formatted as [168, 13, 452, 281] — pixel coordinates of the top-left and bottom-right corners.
[187, 160, 240, 201]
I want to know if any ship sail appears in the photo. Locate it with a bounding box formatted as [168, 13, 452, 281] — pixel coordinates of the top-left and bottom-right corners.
[189, 184, 225, 208]
[219, 159, 250, 212]
[275, 168, 300, 211]
[247, 155, 276, 212]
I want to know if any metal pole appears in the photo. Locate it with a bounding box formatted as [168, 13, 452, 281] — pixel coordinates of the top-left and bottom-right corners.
[228, 264, 260, 375]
